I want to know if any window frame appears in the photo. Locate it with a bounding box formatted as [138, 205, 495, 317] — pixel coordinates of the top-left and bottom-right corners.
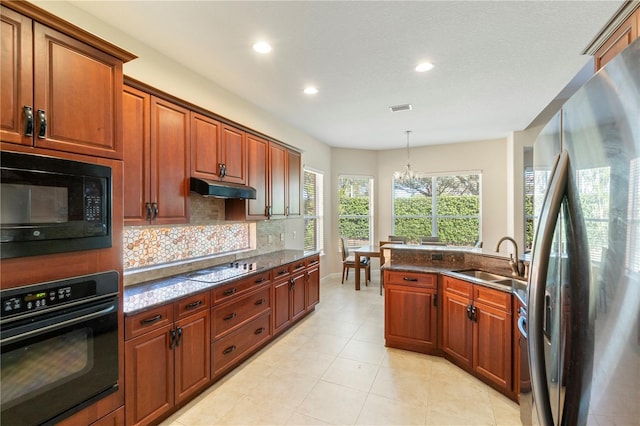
[338, 174, 375, 248]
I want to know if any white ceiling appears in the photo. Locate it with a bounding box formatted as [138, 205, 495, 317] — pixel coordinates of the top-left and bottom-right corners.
[69, 0, 623, 150]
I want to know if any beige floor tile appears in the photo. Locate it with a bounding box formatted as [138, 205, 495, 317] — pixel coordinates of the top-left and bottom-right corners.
[489, 390, 522, 426]
[247, 368, 319, 409]
[303, 332, 350, 356]
[284, 411, 332, 425]
[339, 339, 387, 365]
[381, 348, 433, 378]
[275, 347, 337, 379]
[356, 393, 427, 425]
[321, 357, 380, 392]
[167, 387, 245, 425]
[352, 323, 386, 345]
[297, 380, 368, 425]
[217, 394, 294, 425]
[369, 366, 430, 409]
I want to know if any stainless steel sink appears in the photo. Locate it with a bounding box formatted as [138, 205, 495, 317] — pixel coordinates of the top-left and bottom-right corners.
[493, 278, 527, 289]
[454, 269, 507, 282]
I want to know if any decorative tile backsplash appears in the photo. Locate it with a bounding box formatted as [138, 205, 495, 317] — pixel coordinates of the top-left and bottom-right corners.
[123, 223, 251, 269]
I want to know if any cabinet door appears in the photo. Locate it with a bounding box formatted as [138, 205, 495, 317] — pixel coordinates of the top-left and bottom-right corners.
[150, 96, 190, 224]
[273, 278, 291, 333]
[0, 6, 32, 145]
[125, 325, 174, 426]
[306, 265, 320, 310]
[190, 112, 221, 180]
[175, 310, 211, 404]
[123, 85, 151, 225]
[286, 150, 301, 216]
[594, 9, 639, 70]
[290, 272, 307, 322]
[268, 142, 287, 217]
[385, 284, 438, 353]
[441, 291, 473, 368]
[473, 301, 512, 391]
[245, 134, 269, 219]
[220, 124, 246, 184]
[33, 22, 123, 158]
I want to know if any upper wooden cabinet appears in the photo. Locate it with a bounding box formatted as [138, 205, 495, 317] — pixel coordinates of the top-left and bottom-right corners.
[123, 85, 190, 225]
[226, 138, 301, 221]
[0, 4, 133, 159]
[593, 6, 639, 71]
[190, 114, 246, 185]
[287, 149, 301, 216]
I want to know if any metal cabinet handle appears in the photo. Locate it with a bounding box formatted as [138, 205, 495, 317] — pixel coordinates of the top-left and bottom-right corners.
[37, 109, 46, 138]
[223, 312, 237, 321]
[255, 299, 266, 306]
[277, 270, 288, 276]
[24, 106, 34, 136]
[223, 345, 236, 355]
[471, 306, 478, 322]
[223, 288, 237, 296]
[466, 304, 473, 320]
[518, 315, 528, 339]
[433, 294, 438, 307]
[185, 300, 202, 310]
[152, 202, 159, 220]
[255, 277, 266, 284]
[175, 327, 183, 347]
[403, 277, 418, 282]
[255, 327, 265, 335]
[169, 328, 177, 349]
[146, 202, 153, 222]
[141, 314, 162, 325]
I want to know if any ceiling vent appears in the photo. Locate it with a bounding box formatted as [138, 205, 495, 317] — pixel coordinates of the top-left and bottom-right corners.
[389, 104, 412, 112]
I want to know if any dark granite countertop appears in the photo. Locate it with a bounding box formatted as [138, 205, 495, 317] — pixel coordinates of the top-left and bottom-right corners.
[123, 250, 319, 315]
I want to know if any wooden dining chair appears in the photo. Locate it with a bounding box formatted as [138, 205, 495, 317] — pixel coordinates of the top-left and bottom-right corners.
[339, 237, 370, 285]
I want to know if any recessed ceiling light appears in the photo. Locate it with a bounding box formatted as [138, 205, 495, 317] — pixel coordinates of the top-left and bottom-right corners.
[252, 41, 272, 54]
[304, 86, 318, 95]
[415, 62, 434, 72]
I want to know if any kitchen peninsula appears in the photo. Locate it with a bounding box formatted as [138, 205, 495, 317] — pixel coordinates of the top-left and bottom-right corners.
[382, 243, 527, 400]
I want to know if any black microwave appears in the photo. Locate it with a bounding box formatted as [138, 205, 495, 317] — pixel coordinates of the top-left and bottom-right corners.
[1, 151, 112, 259]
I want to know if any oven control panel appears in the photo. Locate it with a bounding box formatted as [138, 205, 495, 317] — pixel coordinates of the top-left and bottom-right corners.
[2, 280, 97, 317]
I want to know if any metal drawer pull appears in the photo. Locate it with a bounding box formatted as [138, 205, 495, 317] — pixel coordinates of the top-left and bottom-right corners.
[255, 327, 265, 335]
[185, 300, 202, 310]
[223, 288, 237, 296]
[403, 277, 418, 282]
[255, 299, 266, 306]
[223, 345, 237, 355]
[255, 278, 266, 284]
[277, 270, 288, 275]
[37, 109, 46, 138]
[141, 314, 162, 325]
[24, 106, 34, 136]
[223, 312, 237, 321]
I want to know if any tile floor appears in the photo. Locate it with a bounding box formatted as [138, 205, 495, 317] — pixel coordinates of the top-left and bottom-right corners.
[161, 273, 522, 426]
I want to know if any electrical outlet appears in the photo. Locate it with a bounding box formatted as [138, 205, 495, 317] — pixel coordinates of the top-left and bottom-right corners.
[280, 233, 285, 241]
[293, 231, 296, 239]
[268, 235, 273, 244]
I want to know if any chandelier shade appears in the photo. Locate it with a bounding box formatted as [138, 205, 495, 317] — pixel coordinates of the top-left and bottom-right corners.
[393, 130, 422, 184]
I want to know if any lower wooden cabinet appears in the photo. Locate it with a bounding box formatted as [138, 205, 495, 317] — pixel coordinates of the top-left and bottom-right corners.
[123, 255, 320, 425]
[124, 293, 210, 426]
[441, 276, 512, 394]
[384, 271, 438, 354]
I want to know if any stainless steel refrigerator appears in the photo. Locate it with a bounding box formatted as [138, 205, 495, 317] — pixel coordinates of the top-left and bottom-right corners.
[521, 38, 639, 425]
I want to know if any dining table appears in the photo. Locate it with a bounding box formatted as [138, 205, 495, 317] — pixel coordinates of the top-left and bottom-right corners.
[353, 245, 380, 290]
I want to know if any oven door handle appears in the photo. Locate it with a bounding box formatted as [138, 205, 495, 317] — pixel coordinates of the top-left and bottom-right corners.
[1, 301, 117, 345]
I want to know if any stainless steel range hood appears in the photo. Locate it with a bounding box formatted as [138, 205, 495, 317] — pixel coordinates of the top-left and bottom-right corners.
[190, 177, 257, 199]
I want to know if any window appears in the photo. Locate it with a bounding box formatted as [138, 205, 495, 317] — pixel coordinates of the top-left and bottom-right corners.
[303, 168, 324, 253]
[627, 158, 640, 272]
[392, 173, 481, 245]
[338, 175, 374, 247]
[524, 167, 535, 250]
[577, 166, 610, 263]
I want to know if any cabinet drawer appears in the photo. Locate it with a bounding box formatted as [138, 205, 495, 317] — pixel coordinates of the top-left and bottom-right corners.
[212, 271, 271, 302]
[306, 255, 320, 268]
[474, 285, 512, 313]
[125, 304, 174, 340]
[175, 291, 210, 319]
[212, 287, 271, 339]
[212, 313, 271, 376]
[272, 265, 291, 280]
[290, 260, 306, 274]
[386, 271, 437, 288]
[442, 276, 473, 298]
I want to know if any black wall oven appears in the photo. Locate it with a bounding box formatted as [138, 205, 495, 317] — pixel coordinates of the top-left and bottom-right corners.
[1, 271, 119, 425]
[0, 151, 112, 259]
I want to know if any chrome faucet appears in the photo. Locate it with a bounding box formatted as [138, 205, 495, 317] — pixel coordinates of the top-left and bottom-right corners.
[495, 236, 525, 278]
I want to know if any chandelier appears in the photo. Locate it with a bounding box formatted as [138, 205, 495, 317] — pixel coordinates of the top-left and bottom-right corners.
[393, 130, 421, 184]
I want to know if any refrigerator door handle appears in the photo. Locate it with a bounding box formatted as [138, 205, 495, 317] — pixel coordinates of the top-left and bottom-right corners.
[528, 150, 569, 426]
